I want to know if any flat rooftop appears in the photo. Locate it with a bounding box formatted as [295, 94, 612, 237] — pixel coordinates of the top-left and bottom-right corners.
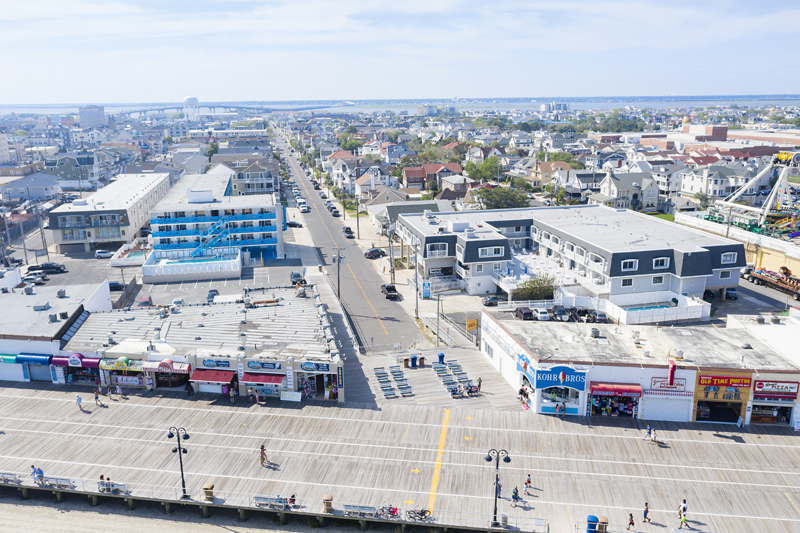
[401, 205, 741, 252]
[485, 310, 800, 372]
[153, 164, 276, 211]
[51, 173, 170, 214]
[64, 287, 334, 362]
[0, 284, 103, 340]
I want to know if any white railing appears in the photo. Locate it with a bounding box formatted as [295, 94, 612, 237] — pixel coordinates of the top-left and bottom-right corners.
[560, 292, 710, 325]
[497, 298, 558, 310]
[142, 252, 242, 279]
[427, 249, 449, 258]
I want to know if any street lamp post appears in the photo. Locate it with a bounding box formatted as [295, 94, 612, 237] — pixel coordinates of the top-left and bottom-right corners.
[167, 427, 191, 499]
[484, 449, 511, 527]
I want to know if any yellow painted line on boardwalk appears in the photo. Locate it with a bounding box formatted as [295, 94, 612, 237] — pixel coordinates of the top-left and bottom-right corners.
[428, 409, 451, 511]
[346, 263, 389, 335]
[785, 493, 800, 516]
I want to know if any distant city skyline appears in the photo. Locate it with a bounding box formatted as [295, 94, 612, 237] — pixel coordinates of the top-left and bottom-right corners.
[2, 1, 800, 104]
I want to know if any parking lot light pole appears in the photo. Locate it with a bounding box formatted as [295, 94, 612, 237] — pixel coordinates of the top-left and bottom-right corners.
[485, 449, 510, 527]
[167, 427, 191, 499]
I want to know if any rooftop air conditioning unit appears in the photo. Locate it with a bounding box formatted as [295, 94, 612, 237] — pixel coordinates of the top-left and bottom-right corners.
[59, 312, 68, 320]
[24, 286, 34, 295]
[48, 314, 57, 323]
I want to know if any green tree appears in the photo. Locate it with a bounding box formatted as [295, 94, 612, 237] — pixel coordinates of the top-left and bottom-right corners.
[510, 177, 533, 191]
[387, 130, 402, 143]
[512, 274, 557, 301]
[206, 142, 219, 157]
[693, 191, 710, 207]
[344, 125, 358, 134]
[426, 178, 439, 191]
[14, 129, 28, 137]
[473, 187, 529, 210]
[464, 156, 503, 182]
[163, 136, 173, 145]
[339, 134, 363, 152]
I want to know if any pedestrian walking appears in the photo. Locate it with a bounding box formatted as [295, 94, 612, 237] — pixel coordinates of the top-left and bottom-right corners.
[496, 481, 502, 498]
[678, 513, 687, 529]
[561, 402, 566, 417]
[108, 386, 115, 400]
[229, 386, 235, 404]
[248, 388, 254, 403]
[650, 429, 658, 444]
[35, 467, 43, 485]
[76, 394, 83, 410]
[524, 474, 531, 495]
[97, 384, 103, 396]
[30, 465, 36, 482]
[254, 389, 260, 403]
[116, 384, 123, 398]
[643, 502, 651, 523]
[555, 403, 560, 416]
[185, 382, 193, 396]
[511, 486, 519, 507]
[680, 499, 688, 518]
[626, 513, 634, 530]
[477, 377, 482, 392]
[260, 445, 268, 466]
[94, 388, 102, 406]
[644, 424, 651, 440]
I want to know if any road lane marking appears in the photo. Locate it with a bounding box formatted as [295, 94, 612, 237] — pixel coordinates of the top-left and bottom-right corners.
[346, 263, 388, 335]
[428, 409, 450, 511]
[786, 493, 800, 516]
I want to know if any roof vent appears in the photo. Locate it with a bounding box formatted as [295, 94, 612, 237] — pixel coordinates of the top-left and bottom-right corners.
[674, 349, 684, 360]
[56, 289, 66, 297]
[771, 316, 781, 324]
[48, 314, 57, 323]
[24, 286, 34, 295]
[59, 312, 68, 320]
[756, 316, 765, 324]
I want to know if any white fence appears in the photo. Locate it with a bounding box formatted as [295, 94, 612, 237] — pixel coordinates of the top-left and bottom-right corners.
[142, 252, 242, 281]
[561, 293, 710, 325]
[110, 238, 151, 267]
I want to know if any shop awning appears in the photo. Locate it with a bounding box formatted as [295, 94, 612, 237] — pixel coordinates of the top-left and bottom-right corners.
[82, 358, 101, 369]
[644, 389, 694, 398]
[590, 382, 642, 398]
[16, 354, 52, 366]
[189, 369, 235, 384]
[242, 372, 284, 384]
[99, 357, 143, 371]
[142, 360, 192, 374]
[51, 357, 71, 367]
[0, 355, 18, 364]
[754, 393, 797, 400]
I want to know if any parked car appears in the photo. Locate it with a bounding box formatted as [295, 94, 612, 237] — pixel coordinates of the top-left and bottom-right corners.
[482, 296, 502, 306]
[207, 289, 219, 302]
[172, 298, 184, 306]
[22, 274, 46, 285]
[725, 287, 739, 300]
[550, 305, 569, 321]
[314, 184, 320, 190]
[515, 307, 534, 320]
[3, 256, 23, 267]
[703, 289, 716, 301]
[343, 226, 354, 238]
[331, 209, 340, 217]
[320, 192, 327, 199]
[527, 193, 535, 199]
[138, 295, 153, 307]
[365, 248, 386, 259]
[532, 308, 550, 321]
[290, 271, 305, 285]
[381, 283, 399, 299]
[591, 310, 608, 323]
[27, 262, 66, 273]
[94, 250, 114, 258]
[300, 206, 310, 213]
[286, 221, 303, 228]
[108, 281, 125, 291]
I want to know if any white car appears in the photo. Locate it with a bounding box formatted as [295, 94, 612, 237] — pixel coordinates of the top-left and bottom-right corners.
[533, 308, 550, 321]
[527, 193, 535, 199]
[172, 298, 184, 306]
[94, 250, 113, 258]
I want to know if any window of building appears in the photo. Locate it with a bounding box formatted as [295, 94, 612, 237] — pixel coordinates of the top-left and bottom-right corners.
[652, 276, 664, 285]
[484, 342, 493, 359]
[475, 264, 484, 273]
[427, 243, 448, 256]
[622, 278, 633, 287]
[493, 262, 503, 272]
[576, 247, 585, 257]
[551, 236, 560, 246]
[542, 386, 580, 404]
[721, 252, 737, 264]
[479, 247, 504, 258]
[621, 259, 638, 271]
[456, 244, 464, 256]
[720, 270, 731, 279]
[653, 257, 669, 269]
[565, 243, 574, 252]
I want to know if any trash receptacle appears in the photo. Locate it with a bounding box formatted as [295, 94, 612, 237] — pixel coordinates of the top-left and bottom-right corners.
[501, 514, 508, 527]
[322, 494, 333, 513]
[597, 516, 608, 532]
[418, 356, 425, 367]
[222, 385, 229, 394]
[203, 481, 215, 501]
[438, 353, 445, 364]
[403, 357, 410, 368]
[586, 515, 598, 532]
[410, 355, 418, 368]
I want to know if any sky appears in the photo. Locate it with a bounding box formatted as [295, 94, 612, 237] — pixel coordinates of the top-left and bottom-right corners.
[1, 0, 800, 104]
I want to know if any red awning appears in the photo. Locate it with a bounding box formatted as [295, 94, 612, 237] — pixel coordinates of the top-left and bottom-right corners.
[51, 357, 70, 367]
[242, 372, 284, 384]
[189, 369, 236, 384]
[590, 382, 642, 398]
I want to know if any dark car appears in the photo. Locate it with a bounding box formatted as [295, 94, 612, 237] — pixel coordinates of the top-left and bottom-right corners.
[331, 209, 340, 217]
[343, 226, 354, 238]
[320, 192, 327, 199]
[725, 287, 739, 300]
[314, 184, 321, 190]
[207, 289, 219, 302]
[482, 296, 501, 306]
[550, 305, 570, 321]
[381, 283, 399, 299]
[703, 289, 716, 301]
[515, 307, 534, 320]
[286, 221, 303, 228]
[108, 281, 125, 292]
[365, 248, 386, 259]
[27, 262, 66, 274]
[290, 271, 305, 285]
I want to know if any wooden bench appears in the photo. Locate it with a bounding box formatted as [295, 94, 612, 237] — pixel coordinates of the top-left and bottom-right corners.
[400, 390, 414, 397]
[383, 391, 397, 399]
[0, 472, 21, 485]
[43, 477, 74, 489]
[97, 481, 131, 494]
[344, 504, 377, 517]
[373, 367, 385, 372]
[254, 496, 288, 510]
[457, 375, 470, 383]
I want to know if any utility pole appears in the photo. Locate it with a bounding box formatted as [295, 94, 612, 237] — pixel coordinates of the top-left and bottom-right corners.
[436, 292, 441, 348]
[332, 246, 345, 300]
[356, 201, 360, 239]
[388, 229, 395, 284]
[28, 186, 49, 262]
[414, 237, 420, 319]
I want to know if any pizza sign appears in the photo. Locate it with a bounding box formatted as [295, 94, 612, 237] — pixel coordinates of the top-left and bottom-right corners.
[755, 381, 799, 394]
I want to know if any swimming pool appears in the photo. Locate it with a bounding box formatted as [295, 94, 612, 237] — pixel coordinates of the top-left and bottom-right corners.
[165, 257, 231, 265]
[127, 250, 146, 258]
[626, 305, 670, 312]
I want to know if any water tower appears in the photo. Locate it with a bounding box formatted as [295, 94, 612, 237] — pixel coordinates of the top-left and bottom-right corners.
[183, 96, 199, 122]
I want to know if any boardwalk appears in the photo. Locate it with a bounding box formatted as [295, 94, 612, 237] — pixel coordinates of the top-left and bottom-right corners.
[1, 377, 800, 532]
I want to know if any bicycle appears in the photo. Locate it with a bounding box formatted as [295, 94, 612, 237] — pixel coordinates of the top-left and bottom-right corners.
[376, 504, 399, 519]
[406, 509, 432, 521]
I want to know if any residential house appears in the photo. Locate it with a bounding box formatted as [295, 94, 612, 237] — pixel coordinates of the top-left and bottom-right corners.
[679, 165, 764, 200]
[531, 160, 571, 189]
[354, 166, 398, 198]
[321, 150, 357, 173]
[363, 185, 418, 207]
[588, 171, 659, 212]
[466, 146, 505, 164]
[402, 163, 462, 190]
[41, 153, 101, 190]
[0, 172, 61, 202]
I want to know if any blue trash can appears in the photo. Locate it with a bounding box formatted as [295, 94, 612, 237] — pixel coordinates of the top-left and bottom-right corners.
[410, 355, 418, 368]
[438, 353, 445, 364]
[586, 515, 598, 532]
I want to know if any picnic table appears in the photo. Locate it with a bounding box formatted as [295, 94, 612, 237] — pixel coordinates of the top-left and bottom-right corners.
[254, 496, 289, 510]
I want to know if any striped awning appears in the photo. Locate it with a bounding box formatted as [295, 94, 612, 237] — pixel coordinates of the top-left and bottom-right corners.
[644, 389, 694, 398]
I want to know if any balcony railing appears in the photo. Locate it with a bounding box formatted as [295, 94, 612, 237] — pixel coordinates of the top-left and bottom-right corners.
[427, 249, 449, 258]
[150, 213, 276, 226]
[503, 230, 530, 238]
[60, 233, 87, 241]
[153, 238, 278, 250]
[152, 225, 276, 238]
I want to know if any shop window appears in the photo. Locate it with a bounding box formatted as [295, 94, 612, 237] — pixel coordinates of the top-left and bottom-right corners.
[622, 278, 633, 287]
[542, 386, 579, 404]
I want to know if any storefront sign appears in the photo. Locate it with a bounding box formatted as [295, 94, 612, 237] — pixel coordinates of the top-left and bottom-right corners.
[422, 282, 431, 298]
[755, 381, 799, 394]
[699, 375, 751, 388]
[68, 355, 83, 367]
[247, 361, 282, 370]
[535, 365, 586, 391]
[158, 361, 174, 373]
[466, 319, 478, 332]
[280, 391, 302, 402]
[300, 362, 330, 372]
[337, 366, 344, 389]
[651, 377, 686, 392]
[237, 363, 244, 380]
[203, 359, 230, 368]
[286, 366, 294, 390]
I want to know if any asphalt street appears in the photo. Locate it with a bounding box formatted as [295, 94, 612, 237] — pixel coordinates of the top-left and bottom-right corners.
[278, 140, 423, 349]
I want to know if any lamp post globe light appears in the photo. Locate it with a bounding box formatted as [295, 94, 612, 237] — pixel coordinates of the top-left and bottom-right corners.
[485, 449, 510, 527]
[167, 427, 191, 499]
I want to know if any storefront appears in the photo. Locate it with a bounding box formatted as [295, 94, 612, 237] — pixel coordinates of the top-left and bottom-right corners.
[693, 372, 752, 423]
[50, 354, 101, 385]
[100, 357, 146, 388]
[588, 383, 642, 418]
[190, 367, 237, 394]
[16, 354, 53, 382]
[239, 360, 286, 398]
[641, 374, 695, 422]
[748, 380, 799, 425]
[0, 355, 30, 382]
[296, 362, 338, 401]
[533, 365, 587, 415]
[142, 359, 192, 389]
